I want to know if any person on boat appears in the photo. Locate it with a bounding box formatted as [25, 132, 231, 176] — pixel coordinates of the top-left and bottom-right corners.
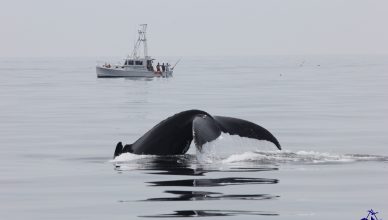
[156, 63, 161, 72]
[166, 63, 170, 72]
[161, 63, 166, 72]
[147, 60, 153, 71]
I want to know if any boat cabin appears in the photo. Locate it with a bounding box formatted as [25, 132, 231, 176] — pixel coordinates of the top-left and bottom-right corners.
[122, 58, 154, 71]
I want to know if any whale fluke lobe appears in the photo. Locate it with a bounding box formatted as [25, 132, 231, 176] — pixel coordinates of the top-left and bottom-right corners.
[213, 116, 282, 150]
[114, 109, 281, 157]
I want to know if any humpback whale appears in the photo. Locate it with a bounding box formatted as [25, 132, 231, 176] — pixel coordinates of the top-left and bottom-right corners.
[114, 110, 281, 158]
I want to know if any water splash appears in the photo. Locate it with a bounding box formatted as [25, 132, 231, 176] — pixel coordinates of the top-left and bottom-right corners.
[222, 150, 386, 164]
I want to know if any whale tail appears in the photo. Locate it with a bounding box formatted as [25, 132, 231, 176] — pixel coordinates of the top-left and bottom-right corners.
[113, 110, 281, 156]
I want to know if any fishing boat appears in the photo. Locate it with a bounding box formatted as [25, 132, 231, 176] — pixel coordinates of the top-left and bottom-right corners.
[96, 24, 177, 78]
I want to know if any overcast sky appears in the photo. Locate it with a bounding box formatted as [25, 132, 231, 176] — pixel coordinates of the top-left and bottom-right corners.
[1, 0, 387, 57]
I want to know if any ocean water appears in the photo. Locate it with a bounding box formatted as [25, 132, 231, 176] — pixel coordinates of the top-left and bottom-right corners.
[0, 55, 387, 219]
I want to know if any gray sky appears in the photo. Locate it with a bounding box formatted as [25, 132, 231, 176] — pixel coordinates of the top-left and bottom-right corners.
[1, 0, 388, 57]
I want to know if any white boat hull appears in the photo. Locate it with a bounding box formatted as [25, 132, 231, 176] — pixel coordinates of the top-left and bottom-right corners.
[96, 66, 172, 78]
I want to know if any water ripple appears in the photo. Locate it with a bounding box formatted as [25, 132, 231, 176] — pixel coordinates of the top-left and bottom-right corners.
[148, 177, 278, 187]
[140, 209, 278, 218]
[144, 190, 279, 201]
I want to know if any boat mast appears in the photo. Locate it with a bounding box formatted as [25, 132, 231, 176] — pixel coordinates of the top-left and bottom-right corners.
[131, 24, 148, 59]
[139, 24, 148, 58]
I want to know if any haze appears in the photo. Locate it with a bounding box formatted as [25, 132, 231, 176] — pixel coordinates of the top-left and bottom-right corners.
[1, 0, 387, 57]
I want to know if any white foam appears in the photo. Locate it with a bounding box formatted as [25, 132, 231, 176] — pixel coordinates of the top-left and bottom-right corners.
[221, 149, 382, 164]
[111, 152, 156, 162]
[222, 151, 266, 163]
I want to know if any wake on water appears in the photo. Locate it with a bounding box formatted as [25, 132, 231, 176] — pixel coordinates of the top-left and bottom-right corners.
[112, 133, 387, 169]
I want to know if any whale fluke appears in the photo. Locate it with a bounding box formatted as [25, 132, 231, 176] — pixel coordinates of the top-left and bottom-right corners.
[114, 110, 281, 158]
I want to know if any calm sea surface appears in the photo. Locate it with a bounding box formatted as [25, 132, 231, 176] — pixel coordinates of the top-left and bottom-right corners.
[0, 56, 387, 219]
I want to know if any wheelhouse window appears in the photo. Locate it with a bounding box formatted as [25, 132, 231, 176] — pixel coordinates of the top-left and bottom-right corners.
[135, 61, 143, 65]
[124, 60, 134, 65]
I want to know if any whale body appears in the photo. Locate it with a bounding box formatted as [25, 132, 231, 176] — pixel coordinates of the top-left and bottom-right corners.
[114, 110, 281, 158]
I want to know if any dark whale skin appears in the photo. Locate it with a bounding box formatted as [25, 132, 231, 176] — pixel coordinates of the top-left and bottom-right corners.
[114, 110, 281, 157]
